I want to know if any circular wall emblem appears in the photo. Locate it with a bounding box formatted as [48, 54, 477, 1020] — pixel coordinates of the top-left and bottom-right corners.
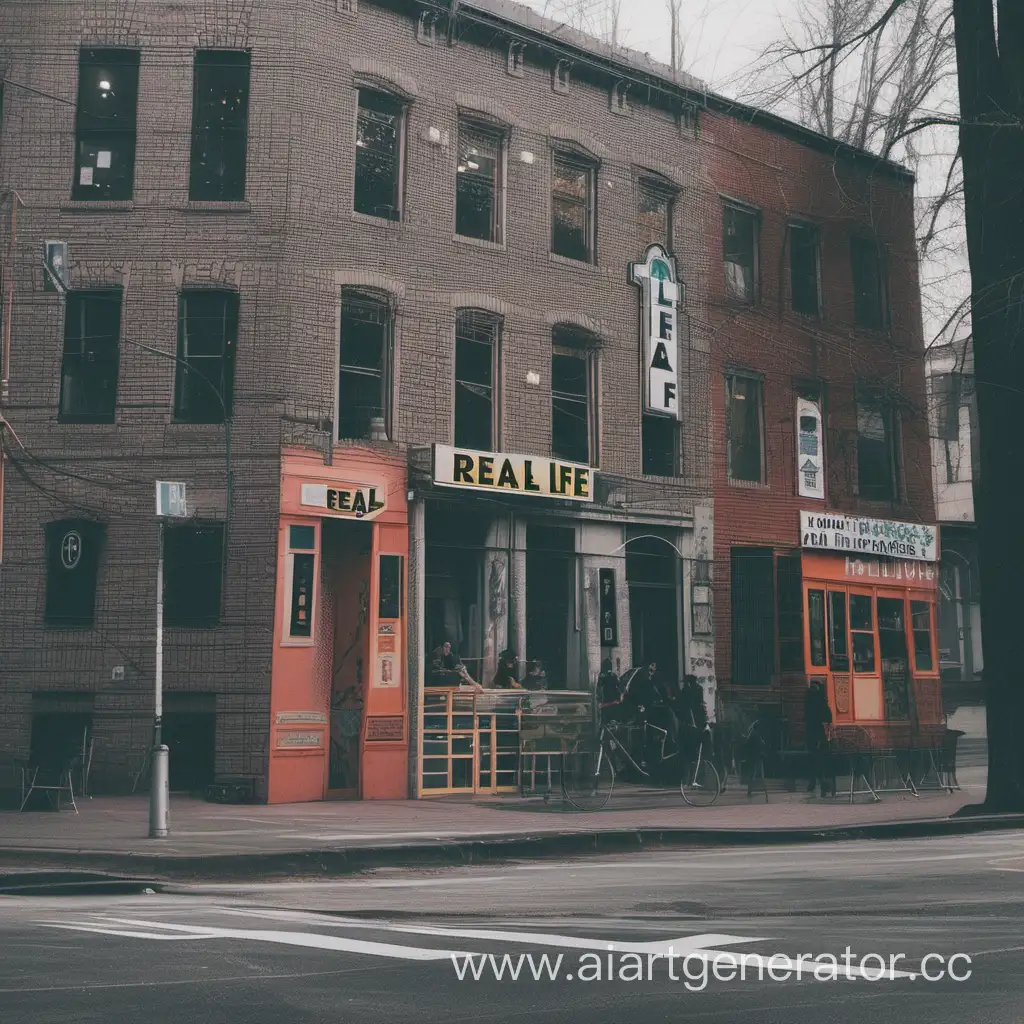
[61, 531, 82, 570]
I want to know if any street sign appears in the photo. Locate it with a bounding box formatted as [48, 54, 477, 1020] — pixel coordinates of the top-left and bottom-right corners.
[155, 481, 188, 518]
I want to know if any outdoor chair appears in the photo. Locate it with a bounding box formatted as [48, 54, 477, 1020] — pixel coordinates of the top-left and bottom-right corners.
[19, 756, 78, 813]
[830, 726, 880, 803]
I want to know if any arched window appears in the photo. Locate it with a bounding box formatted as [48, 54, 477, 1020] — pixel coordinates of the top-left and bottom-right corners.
[338, 289, 395, 440]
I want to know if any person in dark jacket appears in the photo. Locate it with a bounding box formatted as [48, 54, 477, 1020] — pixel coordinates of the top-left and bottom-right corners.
[676, 675, 709, 764]
[804, 681, 834, 796]
[491, 649, 522, 689]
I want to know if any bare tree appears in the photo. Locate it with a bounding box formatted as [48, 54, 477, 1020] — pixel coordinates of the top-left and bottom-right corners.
[735, 0, 966, 347]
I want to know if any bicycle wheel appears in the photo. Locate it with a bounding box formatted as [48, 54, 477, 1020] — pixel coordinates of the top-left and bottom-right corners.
[561, 747, 614, 811]
[680, 758, 721, 807]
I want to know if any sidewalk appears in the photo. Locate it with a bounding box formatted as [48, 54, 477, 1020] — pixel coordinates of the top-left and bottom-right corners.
[2, 766, 1019, 883]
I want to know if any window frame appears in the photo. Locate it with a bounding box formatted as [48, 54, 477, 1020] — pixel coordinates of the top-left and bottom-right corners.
[855, 387, 902, 502]
[637, 175, 675, 252]
[850, 234, 889, 330]
[353, 88, 407, 221]
[282, 523, 318, 646]
[551, 150, 597, 264]
[725, 370, 766, 484]
[788, 220, 822, 316]
[72, 48, 141, 202]
[336, 288, 395, 442]
[43, 519, 105, 629]
[455, 119, 506, 245]
[162, 521, 226, 629]
[722, 200, 760, 304]
[58, 289, 123, 424]
[641, 413, 680, 477]
[188, 49, 252, 203]
[453, 308, 502, 451]
[550, 328, 599, 466]
[174, 289, 239, 424]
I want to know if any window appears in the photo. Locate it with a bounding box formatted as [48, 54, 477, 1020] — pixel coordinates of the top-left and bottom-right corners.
[286, 525, 316, 641]
[849, 593, 876, 673]
[338, 291, 392, 439]
[454, 310, 500, 451]
[59, 291, 122, 423]
[638, 179, 673, 250]
[379, 554, 403, 619]
[878, 596, 910, 718]
[933, 371, 969, 483]
[552, 152, 596, 262]
[827, 591, 850, 672]
[354, 90, 405, 220]
[789, 222, 820, 315]
[851, 236, 887, 329]
[44, 520, 105, 627]
[163, 523, 224, 628]
[175, 291, 238, 423]
[73, 49, 140, 201]
[456, 121, 504, 243]
[856, 391, 900, 501]
[642, 415, 678, 476]
[730, 547, 775, 686]
[725, 373, 764, 483]
[777, 554, 804, 672]
[807, 588, 827, 667]
[189, 50, 251, 202]
[723, 203, 758, 303]
[551, 329, 596, 464]
[911, 600, 934, 672]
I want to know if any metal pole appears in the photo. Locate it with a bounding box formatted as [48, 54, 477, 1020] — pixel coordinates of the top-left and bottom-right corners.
[150, 520, 169, 838]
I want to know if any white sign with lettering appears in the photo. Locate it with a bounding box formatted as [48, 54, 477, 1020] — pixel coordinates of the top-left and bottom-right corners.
[800, 511, 938, 562]
[630, 244, 683, 420]
[433, 445, 593, 502]
[796, 396, 825, 500]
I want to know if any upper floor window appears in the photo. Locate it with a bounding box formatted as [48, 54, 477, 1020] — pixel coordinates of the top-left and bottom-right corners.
[851, 236, 887, 329]
[638, 178, 674, 251]
[44, 520, 105, 628]
[338, 291, 393, 440]
[189, 50, 251, 202]
[856, 389, 900, 501]
[175, 290, 238, 424]
[59, 290, 122, 423]
[789, 222, 821, 315]
[642, 415, 679, 477]
[933, 371, 972, 483]
[456, 121, 505, 243]
[454, 310, 500, 451]
[163, 523, 225, 628]
[551, 328, 598, 465]
[726, 372, 764, 483]
[552, 152, 596, 263]
[723, 203, 758, 303]
[73, 49, 140, 201]
[354, 90, 405, 220]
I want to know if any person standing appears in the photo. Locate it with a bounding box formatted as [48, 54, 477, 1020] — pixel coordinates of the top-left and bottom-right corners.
[804, 681, 833, 796]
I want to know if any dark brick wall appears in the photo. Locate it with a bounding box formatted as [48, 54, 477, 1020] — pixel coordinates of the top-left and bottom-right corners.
[701, 110, 935, 691]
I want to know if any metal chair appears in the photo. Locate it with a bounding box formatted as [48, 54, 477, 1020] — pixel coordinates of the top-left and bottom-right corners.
[20, 757, 78, 813]
[831, 726, 880, 803]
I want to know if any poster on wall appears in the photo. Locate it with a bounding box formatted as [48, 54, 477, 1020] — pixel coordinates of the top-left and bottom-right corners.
[796, 395, 825, 500]
[598, 568, 618, 646]
[374, 622, 402, 689]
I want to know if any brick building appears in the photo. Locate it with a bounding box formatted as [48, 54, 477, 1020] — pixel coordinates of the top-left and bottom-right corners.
[0, 0, 718, 802]
[0, 0, 939, 803]
[704, 110, 941, 745]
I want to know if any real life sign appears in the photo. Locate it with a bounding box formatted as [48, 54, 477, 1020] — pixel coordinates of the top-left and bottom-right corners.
[630, 244, 683, 420]
[300, 482, 386, 520]
[433, 445, 592, 502]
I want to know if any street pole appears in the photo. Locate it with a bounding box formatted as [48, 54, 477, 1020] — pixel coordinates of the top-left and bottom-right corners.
[149, 519, 169, 838]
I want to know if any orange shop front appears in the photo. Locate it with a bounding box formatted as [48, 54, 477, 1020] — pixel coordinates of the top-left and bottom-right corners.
[800, 516, 943, 745]
[267, 447, 409, 804]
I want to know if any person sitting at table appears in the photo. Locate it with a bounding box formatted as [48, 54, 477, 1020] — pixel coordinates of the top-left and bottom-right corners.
[429, 639, 482, 690]
[491, 648, 523, 689]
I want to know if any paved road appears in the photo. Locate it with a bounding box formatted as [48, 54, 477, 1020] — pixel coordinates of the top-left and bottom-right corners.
[3, 830, 1022, 1023]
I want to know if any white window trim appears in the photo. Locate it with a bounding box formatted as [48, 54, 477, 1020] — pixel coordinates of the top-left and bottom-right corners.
[281, 523, 319, 647]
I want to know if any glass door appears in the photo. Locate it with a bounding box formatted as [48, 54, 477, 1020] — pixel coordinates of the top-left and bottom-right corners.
[877, 595, 911, 721]
[848, 590, 882, 721]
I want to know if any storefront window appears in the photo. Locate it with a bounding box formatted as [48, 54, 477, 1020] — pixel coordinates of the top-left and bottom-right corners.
[878, 596, 910, 720]
[877, 597, 907, 659]
[911, 600, 934, 672]
[827, 591, 849, 672]
[849, 594, 876, 673]
[807, 589, 827, 667]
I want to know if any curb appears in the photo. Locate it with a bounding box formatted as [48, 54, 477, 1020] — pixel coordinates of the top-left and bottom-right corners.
[0, 870, 163, 896]
[1, 813, 1022, 884]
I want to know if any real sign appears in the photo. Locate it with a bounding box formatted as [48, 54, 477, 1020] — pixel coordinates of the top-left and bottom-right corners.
[800, 511, 938, 562]
[433, 445, 592, 502]
[300, 482, 386, 520]
[630, 244, 683, 420]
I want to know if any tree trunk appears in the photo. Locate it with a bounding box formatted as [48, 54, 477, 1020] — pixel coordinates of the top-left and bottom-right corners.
[953, 0, 1024, 810]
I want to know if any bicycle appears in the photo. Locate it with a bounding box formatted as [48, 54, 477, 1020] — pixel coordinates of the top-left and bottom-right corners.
[560, 714, 721, 811]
